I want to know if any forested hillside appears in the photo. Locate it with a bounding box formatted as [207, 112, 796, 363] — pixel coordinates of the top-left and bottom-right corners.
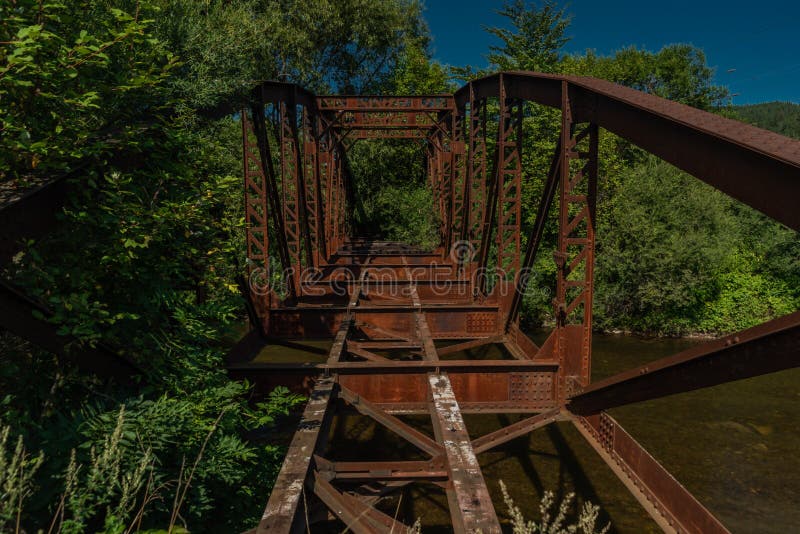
[736, 101, 800, 138]
[1, 0, 798, 531]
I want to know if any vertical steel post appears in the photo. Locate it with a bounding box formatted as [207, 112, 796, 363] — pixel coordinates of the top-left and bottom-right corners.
[494, 78, 523, 318]
[451, 106, 467, 239]
[313, 112, 328, 263]
[241, 109, 270, 301]
[278, 98, 305, 293]
[466, 83, 487, 276]
[290, 94, 315, 273]
[439, 123, 454, 252]
[477, 75, 519, 299]
[329, 147, 340, 253]
[250, 96, 292, 279]
[301, 106, 321, 267]
[555, 81, 598, 398]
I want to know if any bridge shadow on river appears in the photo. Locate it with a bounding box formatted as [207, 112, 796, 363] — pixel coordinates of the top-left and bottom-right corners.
[264, 331, 800, 533]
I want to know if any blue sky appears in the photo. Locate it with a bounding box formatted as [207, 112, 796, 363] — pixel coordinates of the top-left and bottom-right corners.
[423, 0, 800, 104]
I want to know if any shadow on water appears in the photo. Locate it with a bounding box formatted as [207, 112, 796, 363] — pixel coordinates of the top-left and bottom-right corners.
[286, 330, 799, 532]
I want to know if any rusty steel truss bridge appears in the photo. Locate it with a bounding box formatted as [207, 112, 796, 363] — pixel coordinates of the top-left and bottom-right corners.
[0, 67, 797, 533]
[226, 71, 800, 533]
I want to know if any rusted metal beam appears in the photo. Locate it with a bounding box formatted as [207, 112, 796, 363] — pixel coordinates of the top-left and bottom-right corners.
[346, 345, 391, 362]
[428, 373, 502, 533]
[506, 322, 542, 358]
[354, 320, 413, 342]
[338, 385, 443, 456]
[571, 412, 730, 534]
[250, 96, 292, 276]
[289, 92, 316, 272]
[465, 86, 487, 264]
[568, 310, 800, 414]
[345, 128, 429, 140]
[301, 105, 324, 267]
[348, 340, 422, 351]
[505, 138, 561, 330]
[406, 274, 439, 362]
[475, 90, 502, 296]
[242, 108, 275, 312]
[450, 105, 468, 262]
[334, 111, 437, 129]
[348, 480, 412, 505]
[502, 340, 531, 361]
[230, 359, 559, 373]
[313, 473, 412, 533]
[471, 408, 563, 454]
[435, 335, 505, 356]
[494, 75, 524, 304]
[455, 72, 800, 231]
[316, 95, 454, 112]
[317, 456, 448, 482]
[553, 82, 598, 398]
[257, 377, 336, 532]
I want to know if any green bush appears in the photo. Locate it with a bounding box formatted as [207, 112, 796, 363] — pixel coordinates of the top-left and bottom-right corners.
[360, 185, 441, 250]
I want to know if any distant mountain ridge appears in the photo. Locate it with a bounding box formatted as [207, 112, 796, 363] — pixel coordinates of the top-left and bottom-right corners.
[735, 101, 800, 139]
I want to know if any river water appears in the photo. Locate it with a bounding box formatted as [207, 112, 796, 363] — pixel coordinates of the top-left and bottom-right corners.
[263, 331, 800, 533]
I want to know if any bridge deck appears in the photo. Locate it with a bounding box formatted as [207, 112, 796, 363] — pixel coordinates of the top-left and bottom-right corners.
[238, 244, 540, 532]
[229, 242, 739, 533]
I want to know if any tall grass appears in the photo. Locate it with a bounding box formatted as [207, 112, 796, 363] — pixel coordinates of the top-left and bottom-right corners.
[1, 405, 226, 534]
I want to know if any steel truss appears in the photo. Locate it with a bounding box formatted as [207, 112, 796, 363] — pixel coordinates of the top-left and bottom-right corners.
[233, 73, 800, 533]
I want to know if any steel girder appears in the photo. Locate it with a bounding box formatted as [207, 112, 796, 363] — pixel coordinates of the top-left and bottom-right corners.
[450, 104, 468, 272]
[567, 310, 800, 414]
[455, 72, 800, 232]
[554, 81, 598, 396]
[241, 111, 273, 305]
[494, 76, 524, 291]
[465, 84, 488, 267]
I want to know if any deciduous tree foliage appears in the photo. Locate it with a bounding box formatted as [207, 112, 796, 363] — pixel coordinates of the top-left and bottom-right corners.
[1, 0, 429, 531]
[348, 33, 452, 247]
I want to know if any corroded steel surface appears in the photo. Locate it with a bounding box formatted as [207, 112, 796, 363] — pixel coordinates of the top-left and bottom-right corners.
[231, 72, 800, 533]
[568, 310, 800, 414]
[571, 413, 731, 534]
[428, 372, 501, 532]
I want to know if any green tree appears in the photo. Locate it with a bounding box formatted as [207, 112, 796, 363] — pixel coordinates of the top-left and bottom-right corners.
[391, 36, 452, 94]
[487, 0, 571, 72]
[593, 158, 738, 334]
[347, 30, 451, 247]
[155, 0, 426, 108]
[736, 101, 800, 138]
[0, 0, 177, 180]
[1, 0, 433, 530]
